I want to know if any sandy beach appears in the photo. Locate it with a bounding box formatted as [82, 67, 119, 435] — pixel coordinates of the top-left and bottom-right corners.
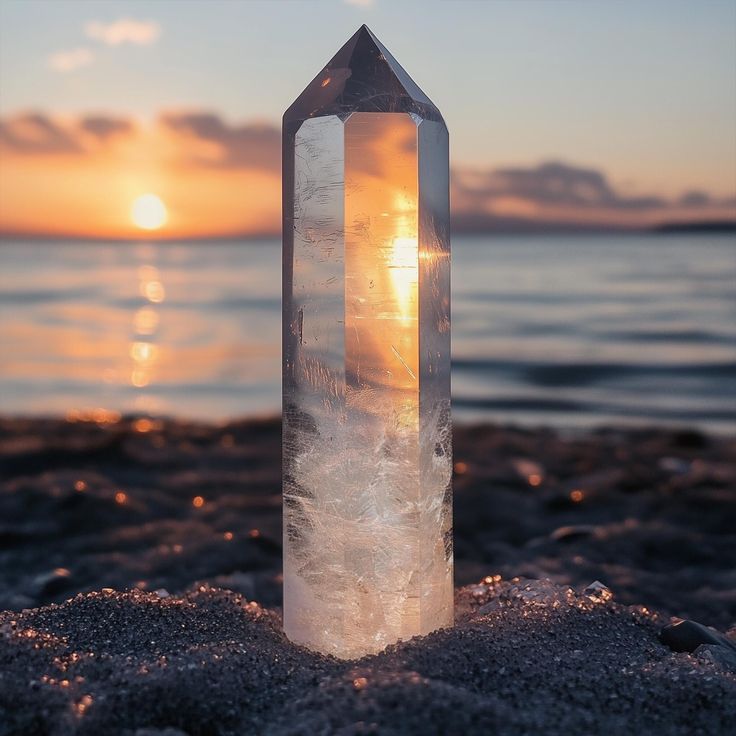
[0, 416, 734, 734]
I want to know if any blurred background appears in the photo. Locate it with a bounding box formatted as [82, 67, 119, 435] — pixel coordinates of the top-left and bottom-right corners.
[1, 0, 734, 431]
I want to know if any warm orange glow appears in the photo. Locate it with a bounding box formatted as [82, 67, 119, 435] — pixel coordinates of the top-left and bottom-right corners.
[570, 489, 585, 502]
[0, 127, 281, 239]
[131, 193, 168, 230]
[66, 408, 121, 424]
[115, 491, 127, 504]
[130, 370, 150, 388]
[389, 236, 418, 324]
[133, 418, 156, 433]
[134, 307, 159, 335]
[345, 113, 419, 396]
[192, 495, 205, 508]
[130, 341, 155, 362]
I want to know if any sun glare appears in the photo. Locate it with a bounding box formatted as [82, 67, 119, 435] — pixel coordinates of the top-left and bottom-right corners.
[131, 194, 168, 231]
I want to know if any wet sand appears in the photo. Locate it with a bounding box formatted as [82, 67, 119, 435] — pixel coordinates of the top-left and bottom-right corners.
[0, 416, 734, 734]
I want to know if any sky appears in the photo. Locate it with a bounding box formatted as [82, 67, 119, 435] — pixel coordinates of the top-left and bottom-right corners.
[0, 0, 734, 238]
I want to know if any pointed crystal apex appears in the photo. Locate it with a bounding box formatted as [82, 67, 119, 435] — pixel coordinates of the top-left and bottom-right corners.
[284, 26, 443, 126]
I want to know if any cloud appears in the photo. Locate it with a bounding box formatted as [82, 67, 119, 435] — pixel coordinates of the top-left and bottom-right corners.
[0, 110, 279, 172]
[453, 161, 669, 213]
[79, 115, 135, 140]
[48, 47, 94, 73]
[85, 18, 160, 46]
[0, 113, 134, 154]
[675, 189, 736, 208]
[0, 113, 83, 154]
[451, 161, 735, 231]
[160, 113, 280, 171]
[344, 0, 375, 6]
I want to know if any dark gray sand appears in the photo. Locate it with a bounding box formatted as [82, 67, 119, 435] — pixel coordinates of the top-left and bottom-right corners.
[1, 416, 735, 734]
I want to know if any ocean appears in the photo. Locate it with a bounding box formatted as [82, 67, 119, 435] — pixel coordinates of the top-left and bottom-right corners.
[1, 234, 734, 431]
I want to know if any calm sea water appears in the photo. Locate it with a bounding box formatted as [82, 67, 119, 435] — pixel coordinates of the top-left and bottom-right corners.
[1, 235, 734, 431]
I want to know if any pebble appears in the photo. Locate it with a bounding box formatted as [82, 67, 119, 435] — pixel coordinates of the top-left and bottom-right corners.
[582, 581, 613, 603]
[550, 525, 597, 542]
[31, 567, 73, 598]
[660, 619, 736, 653]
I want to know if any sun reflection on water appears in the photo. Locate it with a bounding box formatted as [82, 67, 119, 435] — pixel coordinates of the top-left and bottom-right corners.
[129, 256, 164, 394]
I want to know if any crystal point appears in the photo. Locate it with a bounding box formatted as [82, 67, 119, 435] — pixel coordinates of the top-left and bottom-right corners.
[284, 26, 443, 127]
[283, 27, 452, 659]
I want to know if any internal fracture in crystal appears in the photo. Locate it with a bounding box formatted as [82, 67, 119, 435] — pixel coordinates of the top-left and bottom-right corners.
[282, 26, 452, 659]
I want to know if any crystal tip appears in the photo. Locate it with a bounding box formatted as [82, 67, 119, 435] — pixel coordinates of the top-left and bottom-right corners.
[284, 25, 443, 125]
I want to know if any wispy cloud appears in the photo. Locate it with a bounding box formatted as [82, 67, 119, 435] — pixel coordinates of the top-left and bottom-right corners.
[451, 161, 736, 231]
[0, 113, 82, 154]
[0, 112, 132, 154]
[48, 47, 94, 73]
[160, 112, 280, 171]
[84, 18, 161, 46]
[48, 18, 159, 74]
[79, 115, 135, 141]
[453, 162, 667, 213]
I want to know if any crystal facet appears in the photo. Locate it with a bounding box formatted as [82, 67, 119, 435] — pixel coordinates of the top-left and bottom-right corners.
[283, 26, 452, 659]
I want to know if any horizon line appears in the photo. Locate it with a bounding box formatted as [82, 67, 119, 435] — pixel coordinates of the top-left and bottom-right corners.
[1, 218, 735, 244]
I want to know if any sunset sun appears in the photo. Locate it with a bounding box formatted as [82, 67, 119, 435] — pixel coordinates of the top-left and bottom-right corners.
[131, 194, 168, 231]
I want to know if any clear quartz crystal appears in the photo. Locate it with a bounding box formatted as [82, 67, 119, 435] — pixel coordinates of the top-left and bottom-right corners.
[282, 25, 452, 659]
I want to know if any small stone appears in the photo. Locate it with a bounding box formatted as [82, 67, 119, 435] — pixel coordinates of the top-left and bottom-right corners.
[477, 599, 503, 616]
[154, 589, 170, 598]
[582, 581, 613, 603]
[671, 429, 708, 449]
[506, 578, 575, 607]
[550, 525, 596, 542]
[658, 457, 690, 474]
[660, 619, 736, 653]
[31, 568, 72, 598]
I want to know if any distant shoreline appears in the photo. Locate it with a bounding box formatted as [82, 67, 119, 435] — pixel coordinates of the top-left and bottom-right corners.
[1, 220, 734, 243]
[652, 220, 736, 234]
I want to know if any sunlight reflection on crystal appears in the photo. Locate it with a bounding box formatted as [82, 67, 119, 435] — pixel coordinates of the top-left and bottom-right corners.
[389, 236, 418, 325]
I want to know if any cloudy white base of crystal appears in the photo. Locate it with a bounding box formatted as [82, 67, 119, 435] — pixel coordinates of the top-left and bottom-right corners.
[282, 25, 452, 659]
[283, 395, 452, 659]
